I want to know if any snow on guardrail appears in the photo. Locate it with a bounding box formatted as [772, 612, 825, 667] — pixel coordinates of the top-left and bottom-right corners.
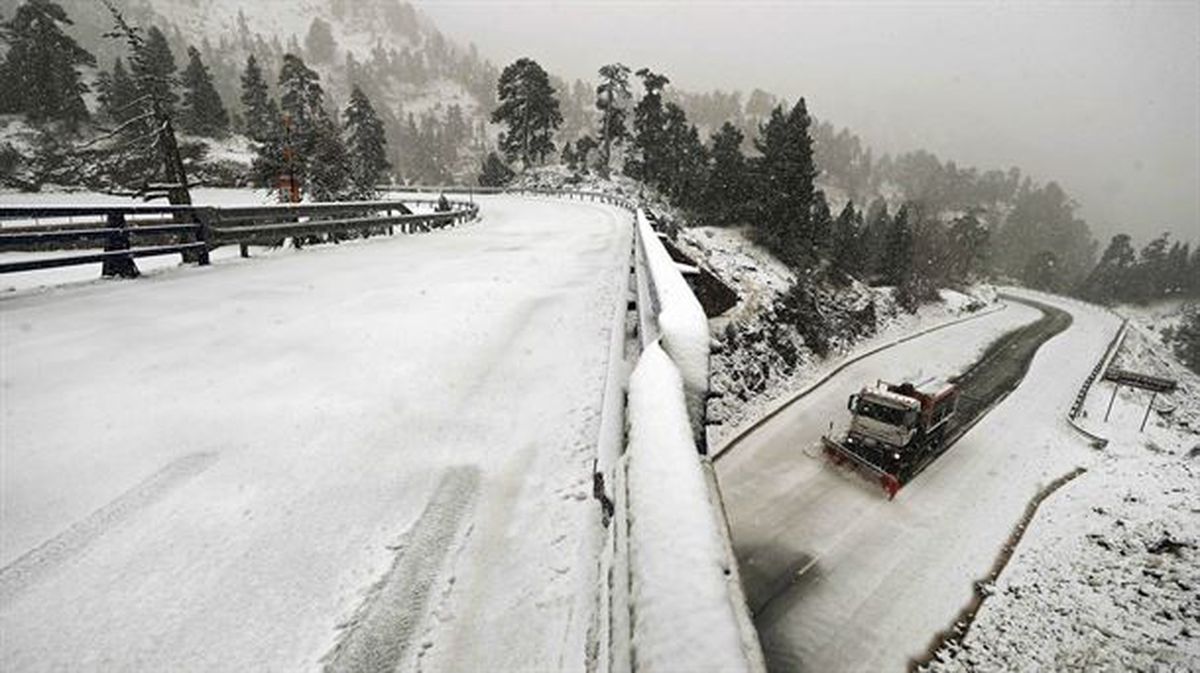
[624, 207, 764, 673]
[635, 209, 710, 443]
[625, 343, 759, 673]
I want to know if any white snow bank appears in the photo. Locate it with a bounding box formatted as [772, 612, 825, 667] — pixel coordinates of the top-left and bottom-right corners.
[625, 342, 754, 673]
[637, 209, 710, 436]
[930, 451, 1199, 672]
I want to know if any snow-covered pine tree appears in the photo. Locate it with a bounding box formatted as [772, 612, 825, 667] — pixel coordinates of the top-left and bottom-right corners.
[884, 204, 914, 287]
[831, 201, 865, 277]
[133, 26, 178, 116]
[862, 197, 891, 278]
[0, 0, 95, 129]
[252, 53, 327, 200]
[595, 62, 631, 175]
[490, 58, 562, 168]
[701, 122, 748, 227]
[660, 103, 707, 209]
[306, 115, 350, 202]
[629, 68, 670, 184]
[101, 2, 191, 208]
[240, 55, 278, 142]
[343, 86, 390, 199]
[180, 46, 229, 138]
[1080, 233, 1136, 304]
[752, 99, 818, 268]
[277, 54, 325, 141]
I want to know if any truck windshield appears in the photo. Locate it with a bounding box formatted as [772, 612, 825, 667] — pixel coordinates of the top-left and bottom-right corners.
[855, 399, 913, 427]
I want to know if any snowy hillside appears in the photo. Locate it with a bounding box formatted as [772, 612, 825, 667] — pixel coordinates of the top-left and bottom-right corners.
[9, 0, 501, 184]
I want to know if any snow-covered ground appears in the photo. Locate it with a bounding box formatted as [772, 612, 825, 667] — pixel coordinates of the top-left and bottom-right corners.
[0, 195, 631, 671]
[715, 289, 1124, 671]
[930, 301, 1200, 671]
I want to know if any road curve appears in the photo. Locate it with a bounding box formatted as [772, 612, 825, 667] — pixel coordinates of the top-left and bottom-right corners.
[716, 291, 1121, 672]
[0, 195, 631, 672]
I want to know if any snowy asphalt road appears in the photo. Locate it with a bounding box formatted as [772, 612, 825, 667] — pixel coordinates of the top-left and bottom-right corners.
[715, 291, 1122, 672]
[0, 195, 631, 671]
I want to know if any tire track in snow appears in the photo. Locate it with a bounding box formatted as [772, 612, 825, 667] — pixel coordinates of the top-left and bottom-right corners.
[0, 451, 217, 606]
[324, 466, 479, 673]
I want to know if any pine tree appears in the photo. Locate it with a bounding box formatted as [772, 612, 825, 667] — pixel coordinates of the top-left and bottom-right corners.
[595, 62, 630, 174]
[752, 100, 818, 268]
[862, 197, 891, 277]
[884, 204, 914, 286]
[133, 26, 178, 116]
[628, 68, 670, 184]
[179, 46, 229, 137]
[307, 115, 350, 202]
[478, 151, 514, 187]
[701, 122, 748, 226]
[102, 4, 192, 207]
[1135, 233, 1172, 302]
[1081, 233, 1136, 303]
[1166, 241, 1190, 296]
[343, 86, 390, 198]
[0, 0, 96, 129]
[278, 54, 325, 139]
[994, 181, 1096, 289]
[831, 201, 865, 277]
[240, 54, 278, 142]
[946, 211, 990, 281]
[252, 53, 329, 200]
[659, 103, 707, 209]
[491, 57, 562, 167]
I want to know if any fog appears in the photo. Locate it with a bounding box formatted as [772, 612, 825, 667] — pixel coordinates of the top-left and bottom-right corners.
[418, 0, 1199, 244]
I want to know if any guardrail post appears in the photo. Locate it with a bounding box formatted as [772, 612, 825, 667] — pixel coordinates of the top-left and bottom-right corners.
[192, 208, 213, 266]
[101, 212, 138, 278]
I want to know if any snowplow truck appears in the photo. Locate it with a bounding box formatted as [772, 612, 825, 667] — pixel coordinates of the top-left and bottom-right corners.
[822, 380, 959, 498]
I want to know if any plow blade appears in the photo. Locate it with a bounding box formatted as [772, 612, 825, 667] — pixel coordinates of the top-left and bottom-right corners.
[821, 436, 903, 499]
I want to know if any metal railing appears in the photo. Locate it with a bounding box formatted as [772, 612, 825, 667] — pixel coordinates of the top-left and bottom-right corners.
[0, 198, 479, 276]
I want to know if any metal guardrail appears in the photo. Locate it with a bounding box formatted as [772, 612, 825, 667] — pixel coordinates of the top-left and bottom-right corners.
[0, 199, 479, 277]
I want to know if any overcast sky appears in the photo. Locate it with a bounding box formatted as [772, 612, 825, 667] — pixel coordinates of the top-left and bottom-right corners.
[417, 0, 1199, 244]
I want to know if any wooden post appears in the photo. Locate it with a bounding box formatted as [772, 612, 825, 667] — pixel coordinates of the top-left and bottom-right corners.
[1103, 382, 1119, 422]
[101, 212, 138, 278]
[1139, 391, 1157, 432]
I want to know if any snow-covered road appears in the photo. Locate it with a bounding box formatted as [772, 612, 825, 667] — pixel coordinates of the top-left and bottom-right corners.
[0, 195, 631, 671]
[715, 291, 1122, 672]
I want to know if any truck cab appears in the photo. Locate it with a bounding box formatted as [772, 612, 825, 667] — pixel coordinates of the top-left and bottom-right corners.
[846, 388, 922, 450]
